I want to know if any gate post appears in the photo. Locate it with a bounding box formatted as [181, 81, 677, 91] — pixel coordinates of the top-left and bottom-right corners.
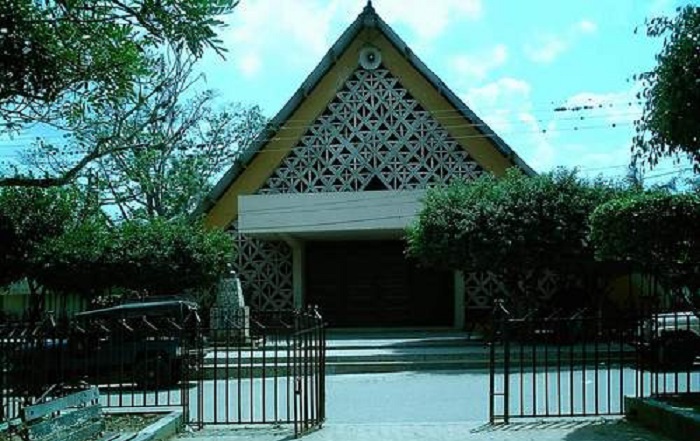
[489, 311, 496, 423]
[489, 298, 511, 424]
[502, 308, 510, 424]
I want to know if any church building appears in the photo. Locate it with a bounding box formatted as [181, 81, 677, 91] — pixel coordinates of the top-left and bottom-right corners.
[198, 2, 537, 328]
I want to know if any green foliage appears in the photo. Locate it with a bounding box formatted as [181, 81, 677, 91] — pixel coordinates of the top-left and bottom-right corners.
[590, 191, 700, 285]
[30, 219, 115, 296]
[406, 169, 624, 274]
[0, 0, 235, 117]
[0, 186, 84, 287]
[33, 219, 234, 297]
[89, 88, 267, 220]
[0, 211, 18, 287]
[633, 6, 700, 170]
[113, 219, 234, 294]
[0, 0, 240, 188]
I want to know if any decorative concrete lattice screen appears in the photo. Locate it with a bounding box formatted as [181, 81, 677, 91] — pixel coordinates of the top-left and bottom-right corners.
[232, 65, 487, 310]
[259, 66, 484, 194]
[230, 225, 293, 311]
[464, 270, 560, 310]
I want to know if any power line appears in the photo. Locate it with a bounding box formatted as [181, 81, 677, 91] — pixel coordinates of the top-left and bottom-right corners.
[0, 121, 636, 156]
[0, 107, 642, 149]
[0, 97, 644, 143]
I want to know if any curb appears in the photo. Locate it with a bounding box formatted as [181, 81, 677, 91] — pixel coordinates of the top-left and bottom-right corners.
[625, 395, 700, 441]
[130, 410, 183, 441]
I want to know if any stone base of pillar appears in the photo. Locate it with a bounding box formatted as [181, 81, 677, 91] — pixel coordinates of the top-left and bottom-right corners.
[209, 305, 250, 343]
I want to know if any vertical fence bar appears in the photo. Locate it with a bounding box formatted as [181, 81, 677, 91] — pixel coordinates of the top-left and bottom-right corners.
[503, 315, 510, 424]
[488, 322, 496, 423]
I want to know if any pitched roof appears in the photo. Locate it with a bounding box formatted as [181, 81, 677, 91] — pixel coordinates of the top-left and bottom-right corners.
[195, 2, 535, 218]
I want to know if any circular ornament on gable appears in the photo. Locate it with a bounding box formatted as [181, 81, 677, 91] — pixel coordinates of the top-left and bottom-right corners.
[359, 46, 382, 70]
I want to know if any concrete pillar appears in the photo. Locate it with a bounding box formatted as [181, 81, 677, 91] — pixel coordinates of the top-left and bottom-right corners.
[292, 243, 305, 309]
[281, 234, 305, 309]
[454, 270, 465, 329]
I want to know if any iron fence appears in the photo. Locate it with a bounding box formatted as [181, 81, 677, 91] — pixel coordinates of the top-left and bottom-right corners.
[1, 307, 326, 438]
[192, 308, 325, 437]
[489, 302, 700, 423]
[0, 310, 199, 424]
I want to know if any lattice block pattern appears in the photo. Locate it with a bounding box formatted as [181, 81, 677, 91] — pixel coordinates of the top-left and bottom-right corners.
[464, 270, 559, 309]
[259, 67, 483, 194]
[229, 226, 294, 311]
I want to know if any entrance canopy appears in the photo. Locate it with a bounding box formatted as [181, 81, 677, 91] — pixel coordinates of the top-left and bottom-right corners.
[238, 190, 425, 240]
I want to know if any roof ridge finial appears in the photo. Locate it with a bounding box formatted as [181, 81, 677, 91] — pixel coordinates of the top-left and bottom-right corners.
[364, 0, 375, 13]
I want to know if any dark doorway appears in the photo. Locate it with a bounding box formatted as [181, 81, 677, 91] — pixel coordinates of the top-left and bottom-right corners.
[305, 240, 453, 327]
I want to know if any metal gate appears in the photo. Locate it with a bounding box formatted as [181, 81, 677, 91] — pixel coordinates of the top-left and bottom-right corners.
[1, 307, 326, 439]
[489, 301, 700, 423]
[189, 308, 326, 437]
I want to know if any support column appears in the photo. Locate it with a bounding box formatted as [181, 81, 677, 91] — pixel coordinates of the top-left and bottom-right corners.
[293, 243, 305, 309]
[454, 270, 465, 329]
[282, 234, 305, 309]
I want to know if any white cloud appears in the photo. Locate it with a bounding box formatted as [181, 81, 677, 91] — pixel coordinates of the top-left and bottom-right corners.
[237, 53, 262, 78]
[524, 19, 598, 64]
[518, 112, 557, 170]
[524, 36, 568, 64]
[460, 78, 637, 172]
[461, 77, 532, 133]
[375, 0, 483, 40]
[219, 0, 485, 77]
[220, 0, 343, 76]
[450, 44, 508, 81]
[464, 77, 530, 108]
[577, 19, 597, 34]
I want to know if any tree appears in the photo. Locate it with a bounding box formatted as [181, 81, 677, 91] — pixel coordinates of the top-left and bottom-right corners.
[20, 51, 266, 220]
[0, 0, 240, 187]
[0, 186, 91, 317]
[406, 169, 624, 312]
[0, 210, 19, 287]
[33, 218, 234, 298]
[632, 5, 700, 171]
[590, 191, 700, 310]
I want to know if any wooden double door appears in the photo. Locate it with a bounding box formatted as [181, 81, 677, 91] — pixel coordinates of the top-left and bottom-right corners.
[305, 240, 453, 327]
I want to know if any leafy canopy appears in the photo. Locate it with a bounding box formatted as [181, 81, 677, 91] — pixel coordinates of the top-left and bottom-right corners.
[0, 0, 235, 115]
[0, 0, 240, 188]
[633, 5, 700, 171]
[0, 186, 87, 287]
[1, 186, 233, 301]
[406, 169, 624, 275]
[33, 218, 234, 297]
[590, 191, 700, 297]
[20, 48, 267, 220]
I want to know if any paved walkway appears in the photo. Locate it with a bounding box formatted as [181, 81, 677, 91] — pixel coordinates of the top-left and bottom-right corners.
[178, 419, 671, 441]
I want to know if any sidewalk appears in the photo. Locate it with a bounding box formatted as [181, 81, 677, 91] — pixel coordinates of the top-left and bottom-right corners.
[177, 419, 672, 441]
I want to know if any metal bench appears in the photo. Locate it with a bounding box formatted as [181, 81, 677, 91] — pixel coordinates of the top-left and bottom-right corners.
[20, 387, 104, 441]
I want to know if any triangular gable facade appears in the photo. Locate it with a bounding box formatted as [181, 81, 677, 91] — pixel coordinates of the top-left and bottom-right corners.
[201, 3, 536, 324]
[201, 2, 532, 227]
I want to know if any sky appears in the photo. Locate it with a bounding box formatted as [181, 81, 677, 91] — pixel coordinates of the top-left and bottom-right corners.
[0, 0, 695, 185]
[189, 0, 694, 184]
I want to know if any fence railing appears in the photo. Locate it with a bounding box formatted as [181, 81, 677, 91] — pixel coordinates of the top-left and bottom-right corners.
[489, 304, 700, 423]
[1, 307, 326, 438]
[1, 312, 200, 424]
[192, 309, 326, 437]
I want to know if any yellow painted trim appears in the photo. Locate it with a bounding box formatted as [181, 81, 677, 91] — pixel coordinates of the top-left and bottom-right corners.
[205, 29, 518, 228]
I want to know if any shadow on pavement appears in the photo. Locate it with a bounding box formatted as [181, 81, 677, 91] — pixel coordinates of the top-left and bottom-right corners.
[563, 420, 668, 441]
[178, 426, 295, 441]
[471, 419, 668, 440]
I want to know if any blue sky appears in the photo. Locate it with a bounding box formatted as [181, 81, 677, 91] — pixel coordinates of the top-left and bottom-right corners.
[190, 0, 694, 183]
[1, 0, 695, 184]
